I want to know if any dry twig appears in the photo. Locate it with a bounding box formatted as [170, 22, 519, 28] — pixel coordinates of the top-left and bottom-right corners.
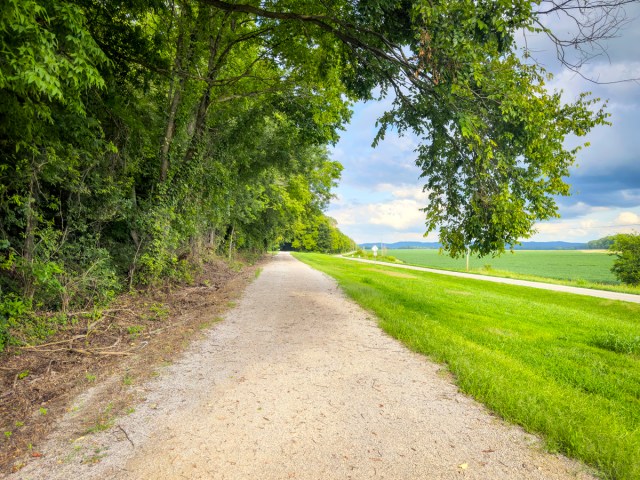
[116, 424, 135, 448]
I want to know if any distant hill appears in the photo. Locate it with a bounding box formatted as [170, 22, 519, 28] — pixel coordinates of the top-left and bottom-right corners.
[359, 241, 589, 250]
[359, 241, 441, 249]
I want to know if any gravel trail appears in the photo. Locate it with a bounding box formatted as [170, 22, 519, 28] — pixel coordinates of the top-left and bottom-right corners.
[12, 253, 594, 479]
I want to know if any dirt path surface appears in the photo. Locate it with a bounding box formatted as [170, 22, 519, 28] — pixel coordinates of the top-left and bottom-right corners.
[342, 256, 640, 303]
[11, 253, 594, 480]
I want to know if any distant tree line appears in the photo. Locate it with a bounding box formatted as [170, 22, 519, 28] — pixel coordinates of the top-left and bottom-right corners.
[289, 216, 355, 254]
[587, 236, 615, 249]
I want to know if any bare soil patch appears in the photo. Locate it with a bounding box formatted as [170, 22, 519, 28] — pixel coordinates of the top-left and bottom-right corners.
[0, 255, 262, 474]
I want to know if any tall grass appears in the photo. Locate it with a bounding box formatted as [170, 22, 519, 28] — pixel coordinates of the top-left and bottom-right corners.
[295, 253, 640, 480]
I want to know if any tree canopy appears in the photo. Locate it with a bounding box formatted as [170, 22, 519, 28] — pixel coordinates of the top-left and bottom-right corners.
[200, 0, 613, 256]
[0, 0, 626, 347]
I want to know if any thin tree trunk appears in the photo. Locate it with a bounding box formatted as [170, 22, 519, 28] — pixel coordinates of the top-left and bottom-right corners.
[159, 5, 195, 183]
[160, 90, 182, 183]
[23, 163, 37, 301]
[181, 42, 220, 167]
[228, 224, 235, 260]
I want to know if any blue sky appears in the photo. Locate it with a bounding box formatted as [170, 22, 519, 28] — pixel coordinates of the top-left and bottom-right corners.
[327, 6, 640, 245]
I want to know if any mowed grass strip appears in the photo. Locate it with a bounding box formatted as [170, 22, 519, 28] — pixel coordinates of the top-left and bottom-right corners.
[294, 253, 640, 480]
[371, 249, 640, 295]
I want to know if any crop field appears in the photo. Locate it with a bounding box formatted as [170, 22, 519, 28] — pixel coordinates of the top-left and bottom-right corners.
[295, 253, 640, 480]
[387, 248, 617, 284]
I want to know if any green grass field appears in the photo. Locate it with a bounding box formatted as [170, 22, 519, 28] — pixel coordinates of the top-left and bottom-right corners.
[294, 253, 640, 480]
[352, 248, 640, 295]
[388, 249, 617, 283]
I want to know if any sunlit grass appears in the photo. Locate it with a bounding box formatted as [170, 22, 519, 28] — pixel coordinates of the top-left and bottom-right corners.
[350, 249, 640, 296]
[296, 253, 640, 480]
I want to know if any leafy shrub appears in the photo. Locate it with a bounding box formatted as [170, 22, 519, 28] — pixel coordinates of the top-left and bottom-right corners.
[610, 233, 640, 286]
[0, 293, 30, 352]
[57, 236, 121, 311]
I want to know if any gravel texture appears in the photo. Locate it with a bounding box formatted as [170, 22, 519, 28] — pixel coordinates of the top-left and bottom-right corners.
[10, 253, 595, 479]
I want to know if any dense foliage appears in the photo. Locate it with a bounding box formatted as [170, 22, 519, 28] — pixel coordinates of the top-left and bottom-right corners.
[0, 0, 355, 349]
[610, 233, 640, 286]
[0, 0, 617, 349]
[290, 216, 355, 254]
[588, 236, 616, 249]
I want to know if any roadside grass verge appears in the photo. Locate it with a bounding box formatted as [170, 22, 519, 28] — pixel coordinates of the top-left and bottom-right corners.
[346, 250, 640, 296]
[460, 268, 640, 296]
[295, 253, 640, 480]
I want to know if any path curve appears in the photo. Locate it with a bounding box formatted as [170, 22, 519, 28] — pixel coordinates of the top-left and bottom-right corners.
[341, 256, 640, 303]
[12, 253, 594, 479]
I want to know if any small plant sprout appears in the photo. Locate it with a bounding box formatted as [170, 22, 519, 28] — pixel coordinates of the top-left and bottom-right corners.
[149, 303, 169, 320]
[122, 373, 134, 386]
[127, 325, 144, 339]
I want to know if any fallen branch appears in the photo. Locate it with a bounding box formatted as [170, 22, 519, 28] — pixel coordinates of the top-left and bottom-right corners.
[20, 334, 122, 353]
[66, 308, 138, 317]
[22, 335, 86, 349]
[116, 424, 135, 448]
[45, 359, 55, 375]
[68, 348, 132, 356]
[100, 337, 121, 350]
[19, 346, 68, 353]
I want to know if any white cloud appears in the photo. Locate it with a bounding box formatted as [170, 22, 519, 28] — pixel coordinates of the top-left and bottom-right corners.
[548, 62, 640, 100]
[616, 211, 640, 225]
[369, 199, 425, 230]
[330, 197, 426, 232]
[373, 183, 429, 202]
[536, 222, 586, 237]
[387, 134, 418, 152]
[532, 206, 640, 242]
